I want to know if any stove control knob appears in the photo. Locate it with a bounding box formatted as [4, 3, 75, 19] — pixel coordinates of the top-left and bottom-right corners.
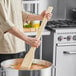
[73, 35, 76, 40]
[67, 36, 71, 41]
[58, 36, 63, 41]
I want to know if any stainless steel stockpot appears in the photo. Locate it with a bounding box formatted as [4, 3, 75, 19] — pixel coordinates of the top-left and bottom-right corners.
[0, 58, 52, 76]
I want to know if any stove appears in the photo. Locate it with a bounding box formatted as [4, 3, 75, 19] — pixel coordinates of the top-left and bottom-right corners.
[45, 20, 76, 76]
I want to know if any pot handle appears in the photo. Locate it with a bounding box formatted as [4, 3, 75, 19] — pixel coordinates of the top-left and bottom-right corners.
[0, 67, 6, 76]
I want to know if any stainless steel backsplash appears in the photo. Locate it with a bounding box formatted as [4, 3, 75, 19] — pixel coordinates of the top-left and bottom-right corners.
[55, 0, 76, 20]
[39, 0, 76, 20]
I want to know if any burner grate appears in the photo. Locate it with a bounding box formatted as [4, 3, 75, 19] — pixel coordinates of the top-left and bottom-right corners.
[46, 20, 76, 28]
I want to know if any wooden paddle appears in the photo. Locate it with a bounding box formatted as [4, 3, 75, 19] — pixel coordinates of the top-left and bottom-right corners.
[20, 7, 53, 69]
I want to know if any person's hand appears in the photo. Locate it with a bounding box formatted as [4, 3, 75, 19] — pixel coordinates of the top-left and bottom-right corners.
[25, 37, 40, 48]
[40, 10, 52, 20]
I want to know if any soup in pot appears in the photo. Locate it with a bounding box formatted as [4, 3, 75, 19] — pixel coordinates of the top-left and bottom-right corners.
[10, 63, 49, 70]
[2, 59, 51, 70]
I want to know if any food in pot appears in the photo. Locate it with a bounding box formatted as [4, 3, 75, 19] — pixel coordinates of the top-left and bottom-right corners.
[10, 63, 49, 70]
[1, 59, 51, 70]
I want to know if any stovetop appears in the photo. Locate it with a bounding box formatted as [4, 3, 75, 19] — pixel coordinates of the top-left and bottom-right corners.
[46, 20, 76, 28]
[45, 20, 76, 31]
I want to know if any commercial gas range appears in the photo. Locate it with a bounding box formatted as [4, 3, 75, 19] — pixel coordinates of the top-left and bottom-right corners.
[45, 20, 76, 76]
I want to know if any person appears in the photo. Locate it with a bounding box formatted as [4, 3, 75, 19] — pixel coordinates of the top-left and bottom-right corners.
[0, 0, 52, 64]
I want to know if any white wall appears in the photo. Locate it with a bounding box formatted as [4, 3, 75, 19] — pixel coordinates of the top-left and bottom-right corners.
[39, 0, 58, 20]
[39, 0, 49, 14]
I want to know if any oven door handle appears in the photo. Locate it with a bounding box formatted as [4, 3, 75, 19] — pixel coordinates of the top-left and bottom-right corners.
[63, 51, 76, 54]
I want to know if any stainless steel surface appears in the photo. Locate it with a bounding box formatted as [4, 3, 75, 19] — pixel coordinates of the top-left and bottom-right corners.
[0, 68, 6, 76]
[0, 59, 52, 76]
[39, 0, 76, 20]
[56, 44, 76, 76]
[53, 28, 76, 76]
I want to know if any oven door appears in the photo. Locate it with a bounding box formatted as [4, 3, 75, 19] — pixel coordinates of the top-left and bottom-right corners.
[56, 43, 76, 76]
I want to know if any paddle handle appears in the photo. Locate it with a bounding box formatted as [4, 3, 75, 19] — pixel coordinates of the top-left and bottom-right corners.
[36, 7, 53, 39]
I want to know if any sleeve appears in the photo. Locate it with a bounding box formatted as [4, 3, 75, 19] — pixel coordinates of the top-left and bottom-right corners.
[0, 1, 15, 33]
[22, 10, 30, 23]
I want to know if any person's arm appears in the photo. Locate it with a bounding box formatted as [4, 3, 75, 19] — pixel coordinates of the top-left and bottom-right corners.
[22, 11, 42, 23]
[22, 10, 51, 22]
[0, 1, 40, 48]
[26, 14, 43, 21]
[8, 27, 40, 48]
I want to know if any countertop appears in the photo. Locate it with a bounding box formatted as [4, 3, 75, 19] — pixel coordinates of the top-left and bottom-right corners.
[24, 29, 50, 36]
